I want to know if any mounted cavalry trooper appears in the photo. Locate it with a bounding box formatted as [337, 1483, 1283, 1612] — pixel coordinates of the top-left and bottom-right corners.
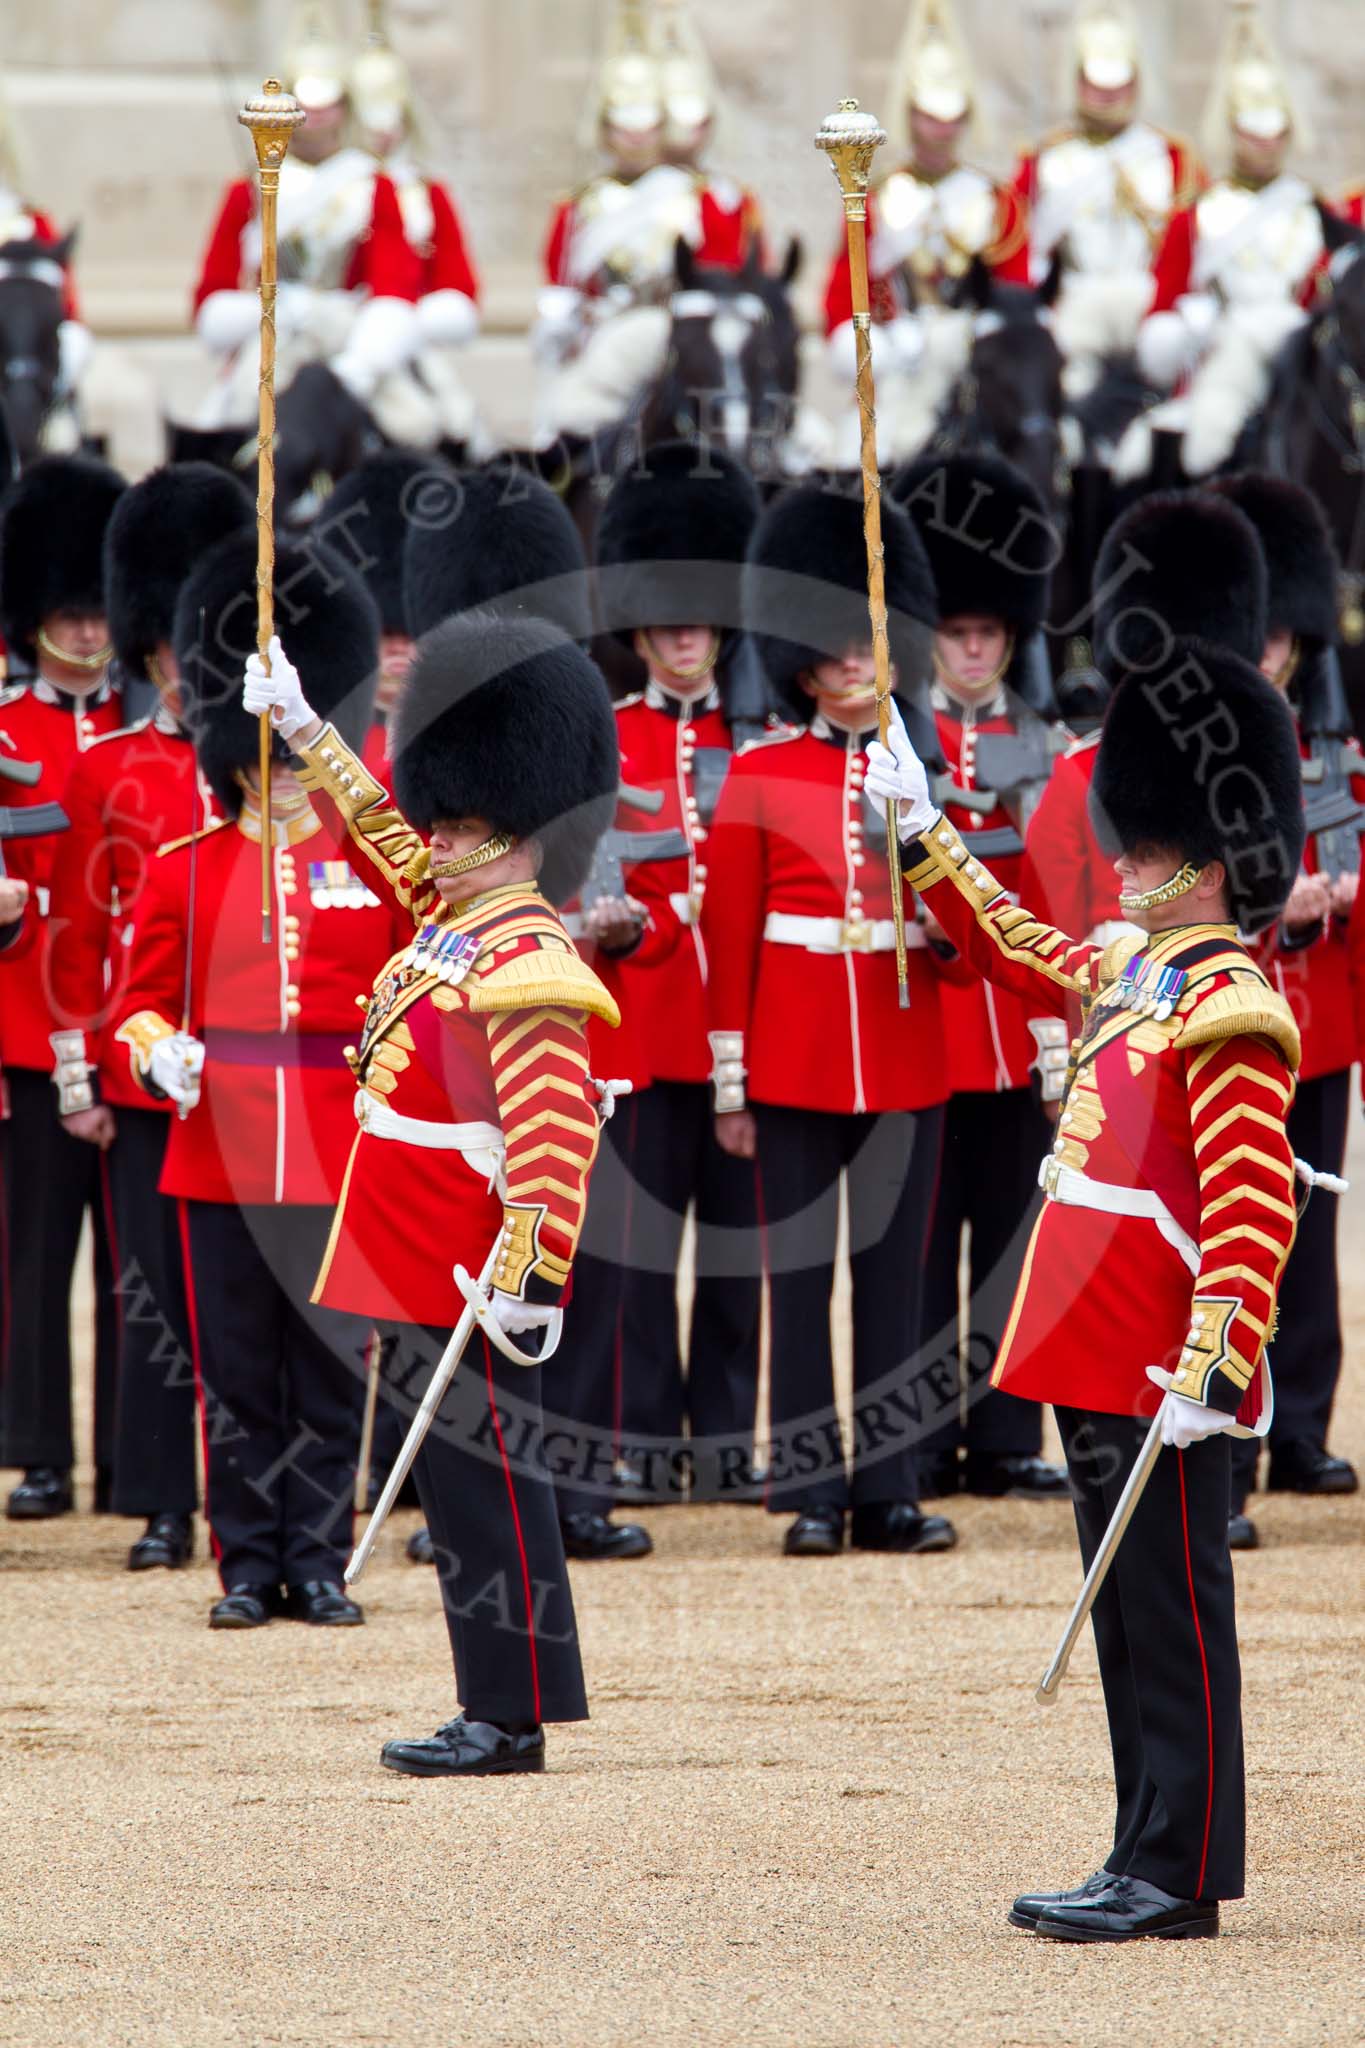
[894, 451, 1071, 1502]
[244, 604, 623, 1779]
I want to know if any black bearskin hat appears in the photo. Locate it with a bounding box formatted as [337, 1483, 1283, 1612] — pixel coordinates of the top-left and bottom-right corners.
[595, 439, 759, 648]
[391, 612, 618, 906]
[1089, 636, 1305, 935]
[0, 455, 125, 663]
[1211, 471, 1349, 736]
[314, 450, 449, 636]
[743, 484, 940, 757]
[103, 463, 253, 681]
[173, 530, 379, 819]
[403, 463, 591, 642]
[1092, 490, 1267, 679]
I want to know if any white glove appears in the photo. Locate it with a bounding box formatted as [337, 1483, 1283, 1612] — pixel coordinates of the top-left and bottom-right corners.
[195, 289, 260, 357]
[884, 310, 925, 375]
[243, 634, 315, 740]
[491, 1294, 558, 1338]
[148, 1031, 205, 1110]
[1146, 1367, 1240, 1449]
[332, 294, 418, 399]
[416, 288, 479, 349]
[273, 281, 322, 341]
[531, 285, 586, 366]
[863, 700, 938, 843]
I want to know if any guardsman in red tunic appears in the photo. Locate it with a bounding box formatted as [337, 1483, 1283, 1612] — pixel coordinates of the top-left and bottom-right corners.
[595, 441, 764, 1497]
[1211, 474, 1363, 1520]
[246, 608, 621, 1777]
[895, 451, 1070, 1500]
[115, 532, 396, 1629]
[1024, 489, 1269, 952]
[869, 638, 1306, 1940]
[45, 462, 252, 1569]
[0, 455, 125, 1519]
[705, 486, 960, 1558]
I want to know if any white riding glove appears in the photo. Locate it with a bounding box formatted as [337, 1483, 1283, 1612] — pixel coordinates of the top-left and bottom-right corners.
[242, 634, 316, 740]
[863, 700, 938, 843]
[491, 1295, 558, 1338]
[148, 1031, 205, 1110]
[1145, 1367, 1240, 1449]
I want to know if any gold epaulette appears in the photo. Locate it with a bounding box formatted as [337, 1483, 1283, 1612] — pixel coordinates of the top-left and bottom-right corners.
[86, 716, 153, 751]
[1098, 932, 1146, 984]
[1177, 973, 1301, 1072]
[736, 725, 802, 758]
[0, 679, 27, 707]
[156, 816, 231, 858]
[615, 692, 644, 713]
[466, 921, 621, 1029]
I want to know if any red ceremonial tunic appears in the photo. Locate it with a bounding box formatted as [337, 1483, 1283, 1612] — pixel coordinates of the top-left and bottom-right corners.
[192, 170, 418, 312]
[542, 171, 763, 292]
[0, 677, 125, 1071]
[407, 176, 480, 302]
[1021, 732, 1128, 944]
[702, 720, 962, 1117]
[822, 169, 1029, 335]
[906, 810, 1301, 1421]
[115, 800, 408, 1206]
[1261, 733, 1365, 1084]
[1148, 178, 1327, 317]
[0, 196, 80, 318]
[45, 712, 209, 1110]
[1009, 125, 1198, 287]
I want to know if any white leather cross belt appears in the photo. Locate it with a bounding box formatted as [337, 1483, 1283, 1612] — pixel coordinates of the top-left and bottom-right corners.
[1039, 1155, 1198, 1274]
[762, 911, 927, 955]
[354, 1089, 506, 1191]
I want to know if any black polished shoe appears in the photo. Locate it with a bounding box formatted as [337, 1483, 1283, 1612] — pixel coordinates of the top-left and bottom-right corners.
[918, 1453, 963, 1499]
[380, 1713, 546, 1778]
[92, 1465, 114, 1514]
[783, 1506, 845, 1557]
[128, 1512, 193, 1571]
[283, 1580, 364, 1625]
[5, 1467, 73, 1519]
[209, 1585, 280, 1630]
[559, 1510, 653, 1560]
[1266, 1439, 1359, 1496]
[1227, 1512, 1260, 1551]
[406, 1526, 436, 1565]
[1035, 1874, 1219, 1942]
[1009, 1870, 1117, 1930]
[964, 1453, 1072, 1500]
[850, 1502, 957, 1553]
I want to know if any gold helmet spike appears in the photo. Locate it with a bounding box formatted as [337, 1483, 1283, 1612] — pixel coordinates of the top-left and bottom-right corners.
[892, 0, 974, 127]
[1215, 0, 1294, 142]
[597, 0, 664, 135]
[284, 0, 348, 112]
[1074, 1, 1139, 93]
[653, 0, 718, 137]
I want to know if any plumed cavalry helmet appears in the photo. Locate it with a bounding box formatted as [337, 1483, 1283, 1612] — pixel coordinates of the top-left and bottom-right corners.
[893, 449, 1061, 715]
[742, 483, 942, 762]
[391, 612, 619, 907]
[1211, 470, 1350, 736]
[403, 463, 592, 643]
[0, 454, 125, 665]
[314, 450, 448, 637]
[173, 530, 379, 819]
[103, 462, 253, 682]
[1091, 488, 1268, 680]
[1089, 636, 1305, 935]
[595, 439, 760, 652]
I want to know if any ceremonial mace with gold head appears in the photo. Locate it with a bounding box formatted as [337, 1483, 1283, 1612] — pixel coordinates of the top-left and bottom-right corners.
[239, 80, 306, 944]
[816, 100, 911, 1009]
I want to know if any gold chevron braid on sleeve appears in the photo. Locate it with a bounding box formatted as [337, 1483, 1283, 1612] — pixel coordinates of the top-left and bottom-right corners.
[1177, 978, 1301, 1073]
[905, 812, 1090, 994]
[293, 722, 429, 901]
[467, 934, 622, 1029]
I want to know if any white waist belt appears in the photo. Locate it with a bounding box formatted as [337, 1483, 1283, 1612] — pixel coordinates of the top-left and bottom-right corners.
[1039, 1156, 1198, 1274]
[354, 1089, 506, 1193]
[763, 911, 927, 955]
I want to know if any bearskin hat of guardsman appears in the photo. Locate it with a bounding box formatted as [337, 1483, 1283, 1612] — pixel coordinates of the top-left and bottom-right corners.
[892, 450, 1062, 717]
[311, 449, 449, 637]
[173, 530, 379, 819]
[391, 612, 618, 907]
[743, 482, 942, 764]
[1211, 471, 1350, 737]
[1091, 488, 1268, 681]
[103, 463, 254, 708]
[0, 454, 125, 667]
[403, 462, 592, 643]
[1090, 636, 1305, 935]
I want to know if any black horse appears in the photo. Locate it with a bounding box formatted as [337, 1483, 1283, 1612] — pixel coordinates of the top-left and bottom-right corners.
[928, 254, 1066, 514]
[168, 361, 386, 518]
[0, 232, 73, 467]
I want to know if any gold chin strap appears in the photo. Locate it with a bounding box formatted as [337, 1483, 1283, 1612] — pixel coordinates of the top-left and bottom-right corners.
[932, 629, 1015, 699]
[1118, 860, 1201, 916]
[1268, 637, 1302, 694]
[36, 627, 113, 673]
[641, 627, 720, 685]
[429, 831, 517, 882]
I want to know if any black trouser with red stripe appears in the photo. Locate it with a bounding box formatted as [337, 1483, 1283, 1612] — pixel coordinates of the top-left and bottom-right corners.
[184, 1200, 365, 1591]
[550, 1105, 633, 1518]
[106, 1105, 197, 1517]
[1057, 1406, 1244, 1901]
[381, 1320, 588, 1726]
[0, 1067, 119, 1476]
[920, 1087, 1047, 1463]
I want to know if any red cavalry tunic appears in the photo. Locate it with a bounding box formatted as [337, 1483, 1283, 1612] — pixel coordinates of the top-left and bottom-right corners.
[0, 677, 125, 1072]
[822, 168, 1029, 335]
[114, 799, 409, 1207]
[542, 171, 763, 292]
[702, 720, 961, 1116]
[905, 809, 1301, 1421]
[192, 170, 418, 312]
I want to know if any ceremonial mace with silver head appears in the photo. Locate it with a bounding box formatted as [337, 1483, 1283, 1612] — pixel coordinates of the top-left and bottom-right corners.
[816, 99, 911, 1009]
[239, 79, 306, 945]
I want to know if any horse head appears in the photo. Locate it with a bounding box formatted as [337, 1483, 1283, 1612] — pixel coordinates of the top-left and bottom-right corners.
[0, 231, 72, 465]
[1317, 209, 1365, 379]
[937, 253, 1065, 508]
[640, 236, 803, 472]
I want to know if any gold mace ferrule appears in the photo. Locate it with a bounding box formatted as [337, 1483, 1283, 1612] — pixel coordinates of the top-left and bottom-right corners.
[238, 79, 306, 947]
